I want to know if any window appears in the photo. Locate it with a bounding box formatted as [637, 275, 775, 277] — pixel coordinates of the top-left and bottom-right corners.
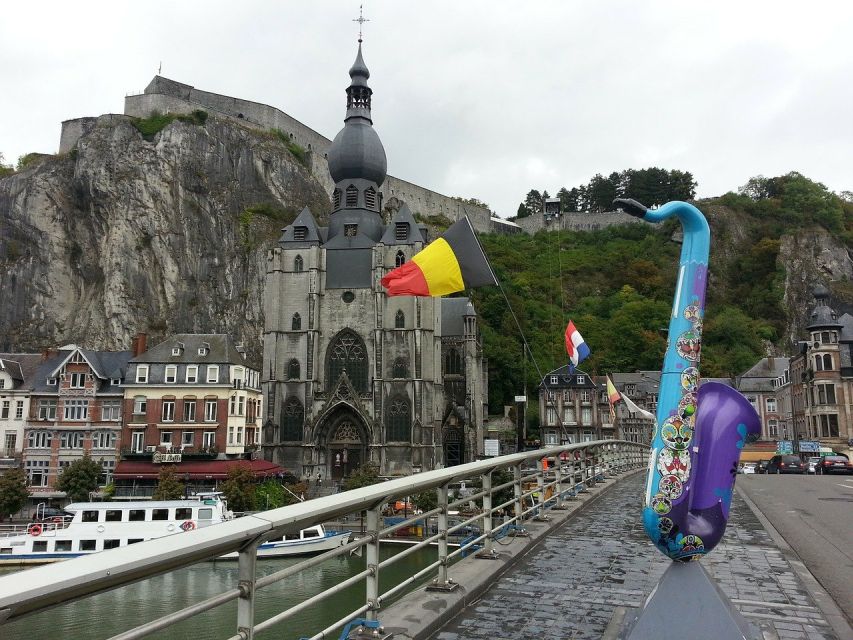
[198, 344, 209, 356]
[344, 223, 358, 237]
[819, 414, 839, 438]
[202, 431, 216, 449]
[385, 396, 411, 442]
[4, 432, 16, 454]
[33, 541, 48, 553]
[563, 407, 574, 424]
[549, 375, 558, 385]
[198, 508, 213, 520]
[0, 379, 3, 389]
[38, 400, 57, 421]
[205, 399, 219, 422]
[136, 365, 149, 383]
[160, 431, 173, 446]
[25, 460, 49, 485]
[580, 390, 591, 403]
[162, 400, 175, 422]
[15, 401, 23, 419]
[303, 529, 320, 539]
[545, 432, 558, 445]
[822, 354, 832, 370]
[0, 401, 7, 419]
[287, 359, 300, 380]
[576, 375, 586, 384]
[395, 222, 408, 241]
[238, 396, 245, 416]
[294, 254, 304, 271]
[546, 407, 557, 425]
[165, 366, 177, 384]
[128, 538, 143, 545]
[105, 510, 123, 522]
[281, 397, 304, 441]
[293, 227, 307, 241]
[55, 540, 72, 552]
[392, 358, 408, 378]
[444, 349, 462, 376]
[171, 343, 184, 356]
[186, 366, 198, 384]
[183, 400, 196, 422]
[364, 186, 376, 208]
[92, 431, 116, 449]
[182, 431, 193, 447]
[229, 396, 237, 415]
[46, 378, 57, 386]
[327, 330, 368, 393]
[133, 396, 147, 415]
[582, 430, 593, 442]
[130, 431, 144, 453]
[128, 510, 145, 522]
[292, 313, 301, 330]
[333, 189, 341, 209]
[176, 507, 192, 520]
[765, 398, 777, 413]
[60, 432, 84, 449]
[152, 509, 169, 521]
[581, 407, 592, 425]
[104, 539, 120, 550]
[395, 250, 405, 268]
[768, 419, 779, 438]
[63, 399, 89, 421]
[228, 425, 244, 445]
[101, 401, 121, 421]
[69, 372, 86, 388]
[28, 431, 51, 448]
[207, 366, 219, 384]
[821, 331, 830, 343]
[345, 185, 358, 207]
[82, 510, 99, 523]
[816, 384, 836, 405]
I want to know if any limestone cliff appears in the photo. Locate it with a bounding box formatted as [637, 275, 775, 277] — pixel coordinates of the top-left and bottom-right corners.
[0, 114, 330, 361]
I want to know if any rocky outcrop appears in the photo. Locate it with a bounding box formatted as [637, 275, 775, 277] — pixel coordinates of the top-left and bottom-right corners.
[0, 114, 330, 362]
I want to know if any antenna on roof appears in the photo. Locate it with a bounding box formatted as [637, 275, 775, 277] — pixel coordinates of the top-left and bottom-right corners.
[158, 61, 162, 75]
[353, 4, 369, 42]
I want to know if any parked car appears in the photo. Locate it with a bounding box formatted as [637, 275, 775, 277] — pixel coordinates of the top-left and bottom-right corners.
[817, 455, 853, 475]
[741, 463, 757, 474]
[766, 455, 804, 474]
[806, 457, 821, 474]
[756, 460, 770, 474]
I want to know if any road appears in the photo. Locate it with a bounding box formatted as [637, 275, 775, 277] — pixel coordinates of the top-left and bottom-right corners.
[737, 472, 853, 626]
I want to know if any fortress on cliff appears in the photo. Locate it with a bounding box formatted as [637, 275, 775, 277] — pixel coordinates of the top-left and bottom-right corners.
[59, 76, 645, 236]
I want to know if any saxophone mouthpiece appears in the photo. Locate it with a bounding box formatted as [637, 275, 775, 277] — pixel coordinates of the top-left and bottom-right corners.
[613, 198, 648, 218]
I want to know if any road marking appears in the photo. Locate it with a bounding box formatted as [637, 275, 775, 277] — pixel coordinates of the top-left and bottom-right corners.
[836, 483, 853, 490]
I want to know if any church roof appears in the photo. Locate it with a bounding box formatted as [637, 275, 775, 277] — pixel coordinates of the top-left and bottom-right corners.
[441, 297, 473, 336]
[278, 207, 322, 246]
[380, 204, 426, 245]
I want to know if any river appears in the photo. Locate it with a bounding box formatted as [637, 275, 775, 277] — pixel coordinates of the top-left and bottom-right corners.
[1, 543, 439, 640]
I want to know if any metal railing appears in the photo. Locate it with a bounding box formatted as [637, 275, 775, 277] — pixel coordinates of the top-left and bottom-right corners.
[0, 440, 646, 639]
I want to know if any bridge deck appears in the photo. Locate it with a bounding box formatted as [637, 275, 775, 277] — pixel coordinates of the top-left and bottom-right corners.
[434, 475, 840, 640]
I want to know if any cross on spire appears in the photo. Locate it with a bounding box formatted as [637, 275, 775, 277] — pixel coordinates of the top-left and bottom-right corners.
[353, 4, 369, 42]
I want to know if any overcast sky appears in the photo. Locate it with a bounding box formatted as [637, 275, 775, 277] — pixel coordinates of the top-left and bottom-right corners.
[2, 1, 851, 217]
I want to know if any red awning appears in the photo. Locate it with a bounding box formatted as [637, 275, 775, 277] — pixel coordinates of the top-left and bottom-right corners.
[114, 459, 285, 480]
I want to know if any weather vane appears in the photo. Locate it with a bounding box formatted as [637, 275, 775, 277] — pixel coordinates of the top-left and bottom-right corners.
[353, 4, 369, 42]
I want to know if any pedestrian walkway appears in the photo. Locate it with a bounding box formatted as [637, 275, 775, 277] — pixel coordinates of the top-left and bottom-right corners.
[435, 475, 843, 640]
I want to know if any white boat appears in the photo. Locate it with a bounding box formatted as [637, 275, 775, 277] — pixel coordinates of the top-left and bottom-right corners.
[0, 493, 350, 565]
[218, 524, 352, 559]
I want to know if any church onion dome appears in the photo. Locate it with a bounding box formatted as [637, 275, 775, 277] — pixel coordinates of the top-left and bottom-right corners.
[327, 42, 387, 187]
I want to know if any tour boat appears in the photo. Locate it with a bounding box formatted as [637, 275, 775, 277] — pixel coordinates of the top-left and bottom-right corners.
[0, 494, 349, 565]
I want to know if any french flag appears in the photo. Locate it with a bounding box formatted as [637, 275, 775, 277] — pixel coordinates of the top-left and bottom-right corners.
[565, 320, 590, 367]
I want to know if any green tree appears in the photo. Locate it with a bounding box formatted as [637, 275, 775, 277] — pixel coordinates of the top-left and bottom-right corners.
[411, 490, 437, 514]
[0, 469, 29, 521]
[0, 152, 13, 178]
[222, 464, 257, 513]
[255, 479, 288, 510]
[523, 189, 543, 215]
[342, 463, 381, 491]
[152, 465, 185, 500]
[55, 455, 103, 502]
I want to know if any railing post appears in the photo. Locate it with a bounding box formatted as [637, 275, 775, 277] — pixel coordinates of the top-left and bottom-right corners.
[236, 541, 258, 640]
[366, 505, 381, 619]
[553, 452, 566, 509]
[513, 463, 523, 521]
[476, 471, 498, 559]
[428, 484, 458, 591]
[533, 458, 548, 520]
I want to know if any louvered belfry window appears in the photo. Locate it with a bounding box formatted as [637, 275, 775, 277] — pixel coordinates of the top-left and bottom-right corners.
[345, 185, 358, 208]
[395, 222, 407, 241]
[333, 189, 341, 209]
[294, 227, 307, 241]
[364, 187, 376, 209]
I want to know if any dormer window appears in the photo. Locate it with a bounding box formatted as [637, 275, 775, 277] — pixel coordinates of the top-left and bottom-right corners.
[576, 375, 586, 384]
[345, 185, 358, 207]
[47, 377, 57, 386]
[293, 227, 307, 241]
[135, 366, 148, 384]
[365, 187, 376, 209]
[344, 224, 358, 237]
[111, 378, 121, 386]
[198, 344, 209, 356]
[395, 222, 408, 241]
[395, 250, 405, 268]
[171, 343, 184, 356]
[549, 375, 558, 385]
[333, 189, 342, 209]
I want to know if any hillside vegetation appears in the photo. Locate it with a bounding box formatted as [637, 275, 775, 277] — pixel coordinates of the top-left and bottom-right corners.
[473, 172, 853, 413]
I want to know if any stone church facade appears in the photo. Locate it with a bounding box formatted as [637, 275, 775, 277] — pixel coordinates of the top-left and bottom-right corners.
[262, 42, 487, 479]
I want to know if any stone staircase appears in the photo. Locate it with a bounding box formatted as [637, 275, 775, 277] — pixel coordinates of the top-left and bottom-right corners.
[304, 480, 338, 501]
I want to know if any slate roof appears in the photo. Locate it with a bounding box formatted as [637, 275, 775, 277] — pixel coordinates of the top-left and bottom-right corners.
[0, 353, 43, 389]
[278, 207, 322, 247]
[380, 204, 426, 245]
[539, 365, 599, 390]
[441, 297, 474, 337]
[131, 334, 247, 365]
[737, 357, 789, 392]
[29, 348, 132, 394]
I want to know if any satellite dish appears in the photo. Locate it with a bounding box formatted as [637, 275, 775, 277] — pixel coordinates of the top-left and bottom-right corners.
[813, 341, 821, 349]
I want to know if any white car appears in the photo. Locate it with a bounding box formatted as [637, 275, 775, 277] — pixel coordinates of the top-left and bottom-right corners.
[806, 457, 821, 474]
[741, 463, 756, 474]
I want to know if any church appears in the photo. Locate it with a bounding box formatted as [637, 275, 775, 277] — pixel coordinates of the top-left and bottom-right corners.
[262, 40, 488, 480]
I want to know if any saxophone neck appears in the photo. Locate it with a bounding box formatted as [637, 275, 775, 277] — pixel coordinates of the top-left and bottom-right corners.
[614, 199, 709, 236]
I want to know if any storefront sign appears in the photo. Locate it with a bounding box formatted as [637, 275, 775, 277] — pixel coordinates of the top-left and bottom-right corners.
[153, 452, 182, 463]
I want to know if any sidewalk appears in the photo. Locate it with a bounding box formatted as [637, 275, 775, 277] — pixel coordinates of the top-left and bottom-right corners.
[428, 474, 849, 640]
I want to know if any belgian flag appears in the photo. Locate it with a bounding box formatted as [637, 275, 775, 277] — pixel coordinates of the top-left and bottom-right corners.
[381, 216, 498, 297]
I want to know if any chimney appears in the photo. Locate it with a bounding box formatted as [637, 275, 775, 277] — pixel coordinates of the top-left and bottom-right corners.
[133, 332, 148, 357]
[41, 348, 59, 361]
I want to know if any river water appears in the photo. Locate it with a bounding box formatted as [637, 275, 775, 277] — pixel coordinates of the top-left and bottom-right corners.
[1, 544, 439, 640]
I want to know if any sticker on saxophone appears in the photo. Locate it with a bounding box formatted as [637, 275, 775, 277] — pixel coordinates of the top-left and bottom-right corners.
[677, 393, 697, 422]
[659, 474, 684, 500]
[680, 367, 699, 393]
[683, 302, 702, 325]
[651, 493, 672, 515]
[657, 448, 691, 480]
[679, 534, 704, 554]
[676, 330, 701, 361]
[661, 416, 693, 451]
[657, 516, 674, 535]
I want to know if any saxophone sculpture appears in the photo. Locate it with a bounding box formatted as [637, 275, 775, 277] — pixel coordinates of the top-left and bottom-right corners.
[615, 199, 760, 562]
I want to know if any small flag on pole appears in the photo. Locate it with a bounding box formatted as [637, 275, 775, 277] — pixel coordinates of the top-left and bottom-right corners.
[606, 375, 620, 422]
[564, 320, 590, 368]
[381, 216, 497, 297]
[622, 393, 656, 422]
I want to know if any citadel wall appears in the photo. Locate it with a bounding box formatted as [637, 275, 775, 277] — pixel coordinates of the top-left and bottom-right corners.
[512, 210, 650, 234]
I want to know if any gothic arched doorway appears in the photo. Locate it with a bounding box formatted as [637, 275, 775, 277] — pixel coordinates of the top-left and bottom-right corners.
[443, 427, 465, 467]
[324, 410, 367, 481]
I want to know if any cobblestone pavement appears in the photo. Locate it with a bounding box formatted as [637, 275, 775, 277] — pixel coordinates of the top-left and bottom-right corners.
[436, 475, 841, 640]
